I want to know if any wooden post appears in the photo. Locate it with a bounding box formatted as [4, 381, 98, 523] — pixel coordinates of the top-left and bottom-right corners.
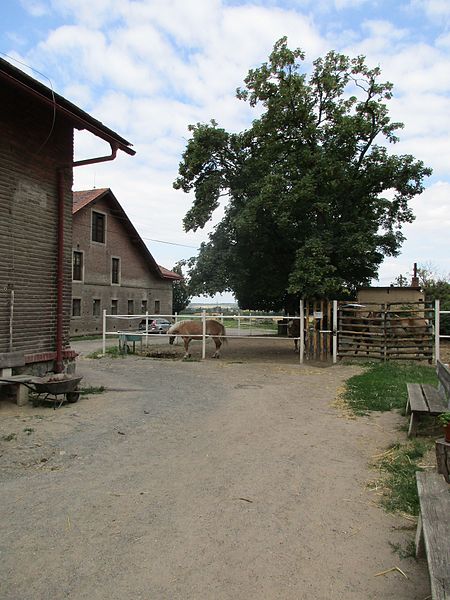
[332, 300, 338, 364]
[202, 310, 206, 359]
[435, 299, 440, 364]
[299, 300, 304, 365]
[435, 438, 450, 483]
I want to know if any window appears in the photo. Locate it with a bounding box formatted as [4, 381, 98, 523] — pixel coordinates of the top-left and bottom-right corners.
[92, 211, 105, 243]
[128, 300, 134, 315]
[93, 299, 101, 317]
[154, 300, 160, 314]
[73, 251, 83, 281]
[111, 299, 118, 315]
[111, 257, 120, 284]
[141, 300, 147, 314]
[72, 298, 81, 317]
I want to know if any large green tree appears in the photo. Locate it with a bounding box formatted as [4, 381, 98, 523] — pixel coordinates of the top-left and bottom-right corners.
[174, 38, 431, 311]
[171, 261, 191, 314]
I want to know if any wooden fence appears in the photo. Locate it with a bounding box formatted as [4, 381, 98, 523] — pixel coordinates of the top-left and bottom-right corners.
[338, 302, 434, 362]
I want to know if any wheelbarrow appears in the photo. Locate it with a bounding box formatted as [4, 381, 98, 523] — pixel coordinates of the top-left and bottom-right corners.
[30, 376, 83, 408]
[0, 375, 84, 409]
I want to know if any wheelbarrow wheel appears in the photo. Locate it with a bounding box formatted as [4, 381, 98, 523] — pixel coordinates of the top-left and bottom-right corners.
[66, 391, 80, 403]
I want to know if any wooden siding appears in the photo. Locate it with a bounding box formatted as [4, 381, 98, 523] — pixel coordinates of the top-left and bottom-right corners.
[0, 83, 73, 357]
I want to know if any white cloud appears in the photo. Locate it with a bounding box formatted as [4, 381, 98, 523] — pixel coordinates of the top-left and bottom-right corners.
[11, 0, 449, 284]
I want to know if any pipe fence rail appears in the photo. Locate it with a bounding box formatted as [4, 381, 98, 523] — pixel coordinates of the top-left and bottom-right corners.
[102, 299, 446, 364]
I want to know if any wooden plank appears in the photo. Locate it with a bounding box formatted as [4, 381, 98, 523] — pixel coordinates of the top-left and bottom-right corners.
[407, 383, 428, 413]
[423, 385, 448, 414]
[416, 472, 450, 599]
[436, 439, 450, 484]
[437, 360, 450, 399]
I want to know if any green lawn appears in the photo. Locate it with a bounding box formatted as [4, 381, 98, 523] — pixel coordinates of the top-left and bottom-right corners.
[344, 362, 437, 414]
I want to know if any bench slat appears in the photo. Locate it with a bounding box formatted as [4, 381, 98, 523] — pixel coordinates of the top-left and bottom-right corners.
[416, 472, 450, 600]
[407, 383, 428, 413]
[423, 384, 449, 414]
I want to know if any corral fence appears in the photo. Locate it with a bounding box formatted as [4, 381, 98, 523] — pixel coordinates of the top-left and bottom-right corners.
[101, 299, 444, 364]
[337, 301, 434, 362]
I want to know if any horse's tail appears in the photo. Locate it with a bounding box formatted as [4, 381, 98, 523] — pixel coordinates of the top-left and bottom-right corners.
[220, 323, 228, 344]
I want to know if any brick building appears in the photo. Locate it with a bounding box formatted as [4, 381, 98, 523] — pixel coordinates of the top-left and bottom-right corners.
[0, 58, 134, 378]
[71, 188, 181, 336]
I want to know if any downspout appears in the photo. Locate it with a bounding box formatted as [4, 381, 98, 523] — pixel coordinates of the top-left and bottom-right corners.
[54, 142, 119, 373]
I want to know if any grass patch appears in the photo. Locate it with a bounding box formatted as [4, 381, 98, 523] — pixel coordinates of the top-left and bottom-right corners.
[372, 439, 433, 516]
[344, 362, 437, 414]
[79, 386, 105, 395]
[86, 346, 124, 359]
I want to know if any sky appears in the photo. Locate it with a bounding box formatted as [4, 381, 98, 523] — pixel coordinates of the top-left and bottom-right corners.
[1, 0, 449, 303]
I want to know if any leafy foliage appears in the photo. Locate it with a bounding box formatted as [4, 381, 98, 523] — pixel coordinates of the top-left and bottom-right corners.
[174, 38, 432, 310]
[171, 261, 191, 314]
[393, 264, 450, 334]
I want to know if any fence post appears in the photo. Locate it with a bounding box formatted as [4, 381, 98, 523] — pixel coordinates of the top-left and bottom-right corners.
[238, 311, 241, 335]
[299, 300, 304, 364]
[202, 310, 206, 359]
[102, 309, 107, 355]
[145, 311, 149, 347]
[332, 300, 338, 364]
[435, 299, 440, 364]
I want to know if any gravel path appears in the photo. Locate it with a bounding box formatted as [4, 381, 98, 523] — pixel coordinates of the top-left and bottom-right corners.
[0, 345, 430, 599]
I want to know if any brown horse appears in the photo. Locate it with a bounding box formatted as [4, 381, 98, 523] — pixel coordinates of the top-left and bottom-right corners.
[168, 319, 227, 359]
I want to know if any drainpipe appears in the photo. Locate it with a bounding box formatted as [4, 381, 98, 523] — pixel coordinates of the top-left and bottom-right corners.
[54, 142, 119, 373]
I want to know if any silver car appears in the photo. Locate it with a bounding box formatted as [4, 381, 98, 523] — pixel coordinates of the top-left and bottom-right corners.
[139, 318, 172, 334]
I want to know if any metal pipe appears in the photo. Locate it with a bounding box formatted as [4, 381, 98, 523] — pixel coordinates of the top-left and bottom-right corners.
[55, 169, 65, 373]
[72, 143, 118, 168]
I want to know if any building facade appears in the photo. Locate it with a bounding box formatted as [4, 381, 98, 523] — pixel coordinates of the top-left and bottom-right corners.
[71, 188, 180, 336]
[0, 58, 134, 377]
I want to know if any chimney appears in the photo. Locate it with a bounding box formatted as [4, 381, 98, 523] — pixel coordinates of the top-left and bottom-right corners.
[411, 262, 419, 288]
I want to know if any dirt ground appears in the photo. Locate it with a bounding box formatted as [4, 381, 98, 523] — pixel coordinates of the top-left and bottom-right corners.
[0, 336, 432, 600]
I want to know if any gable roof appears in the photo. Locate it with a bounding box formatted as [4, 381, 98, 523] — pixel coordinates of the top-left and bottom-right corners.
[73, 188, 181, 281]
[0, 57, 134, 156]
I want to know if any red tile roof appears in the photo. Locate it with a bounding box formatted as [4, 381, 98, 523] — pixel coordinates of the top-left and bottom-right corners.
[73, 188, 109, 213]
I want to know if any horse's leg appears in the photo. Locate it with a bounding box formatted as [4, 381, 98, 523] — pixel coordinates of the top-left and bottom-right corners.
[212, 336, 221, 358]
[183, 336, 191, 359]
[294, 338, 298, 353]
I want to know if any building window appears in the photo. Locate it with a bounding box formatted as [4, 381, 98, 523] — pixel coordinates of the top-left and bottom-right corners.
[141, 300, 147, 314]
[128, 300, 134, 315]
[73, 251, 83, 281]
[93, 299, 101, 317]
[154, 300, 160, 314]
[92, 211, 105, 243]
[111, 257, 120, 284]
[111, 299, 118, 315]
[72, 298, 81, 317]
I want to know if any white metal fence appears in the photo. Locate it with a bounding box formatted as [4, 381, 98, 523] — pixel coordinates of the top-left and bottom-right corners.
[101, 306, 339, 364]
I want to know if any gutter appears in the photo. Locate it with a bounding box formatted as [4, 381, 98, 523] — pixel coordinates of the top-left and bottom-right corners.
[55, 142, 124, 372]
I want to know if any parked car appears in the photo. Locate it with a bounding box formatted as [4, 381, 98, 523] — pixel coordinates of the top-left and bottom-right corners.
[139, 318, 172, 334]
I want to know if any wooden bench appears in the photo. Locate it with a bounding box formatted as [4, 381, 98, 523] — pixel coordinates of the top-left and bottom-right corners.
[415, 471, 450, 599]
[406, 360, 450, 437]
